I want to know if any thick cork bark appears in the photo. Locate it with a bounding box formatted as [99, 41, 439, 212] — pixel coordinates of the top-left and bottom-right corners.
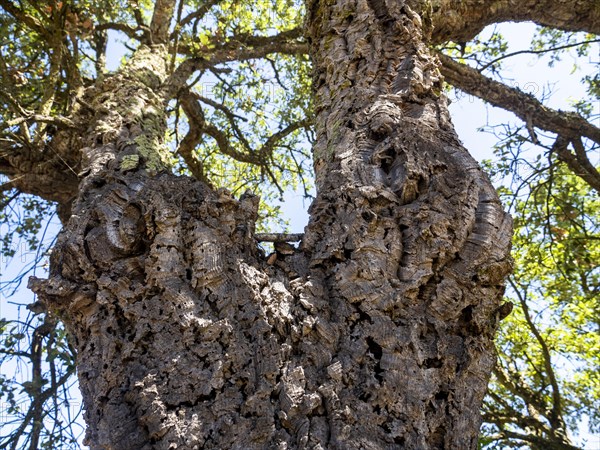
[30, 2, 512, 448]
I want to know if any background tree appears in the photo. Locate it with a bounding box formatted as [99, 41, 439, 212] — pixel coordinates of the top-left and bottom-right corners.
[0, 1, 596, 449]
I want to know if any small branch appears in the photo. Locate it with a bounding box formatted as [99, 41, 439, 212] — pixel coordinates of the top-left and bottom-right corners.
[203, 122, 260, 165]
[4, 114, 77, 130]
[493, 363, 550, 433]
[0, 88, 33, 118]
[257, 118, 312, 160]
[484, 391, 550, 441]
[0, 190, 19, 210]
[6, 366, 75, 450]
[177, 93, 260, 170]
[509, 277, 567, 433]
[164, 29, 308, 98]
[0, 0, 48, 37]
[196, 96, 254, 152]
[131, 2, 147, 29]
[177, 0, 221, 30]
[255, 233, 304, 242]
[552, 136, 600, 193]
[169, 0, 186, 72]
[500, 429, 581, 450]
[571, 137, 600, 190]
[196, 95, 247, 122]
[177, 92, 310, 196]
[95, 22, 142, 40]
[479, 38, 600, 72]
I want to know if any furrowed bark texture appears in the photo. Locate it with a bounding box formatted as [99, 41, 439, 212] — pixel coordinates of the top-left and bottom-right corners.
[30, 1, 512, 449]
[301, 0, 512, 447]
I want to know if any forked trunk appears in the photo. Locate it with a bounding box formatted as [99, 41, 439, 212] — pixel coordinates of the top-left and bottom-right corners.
[31, 2, 512, 449]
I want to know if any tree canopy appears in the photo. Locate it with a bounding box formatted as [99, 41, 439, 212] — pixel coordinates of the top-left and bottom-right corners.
[0, 1, 598, 449]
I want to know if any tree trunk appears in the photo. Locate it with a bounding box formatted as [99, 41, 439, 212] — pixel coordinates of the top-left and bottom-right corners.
[30, 2, 512, 449]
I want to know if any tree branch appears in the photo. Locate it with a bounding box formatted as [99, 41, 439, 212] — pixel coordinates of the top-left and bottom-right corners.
[95, 22, 142, 40]
[438, 53, 600, 146]
[438, 52, 600, 192]
[0, 88, 33, 120]
[176, 90, 311, 190]
[177, 91, 212, 185]
[255, 233, 304, 242]
[499, 429, 582, 450]
[176, 93, 256, 164]
[478, 38, 600, 73]
[177, 0, 222, 31]
[552, 137, 600, 193]
[0, 0, 49, 37]
[485, 389, 553, 439]
[149, 0, 177, 44]
[508, 278, 566, 434]
[196, 95, 253, 151]
[258, 118, 313, 160]
[429, 0, 600, 44]
[5, 367, 75, 450]
[493, 363, 552, 433]
[4, 114, 77, 130]
[164, 29, 308, 97]
[0, 140, 79, 208]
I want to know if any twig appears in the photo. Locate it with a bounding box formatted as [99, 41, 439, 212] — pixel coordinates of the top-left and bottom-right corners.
[255, 233, 303, 242]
